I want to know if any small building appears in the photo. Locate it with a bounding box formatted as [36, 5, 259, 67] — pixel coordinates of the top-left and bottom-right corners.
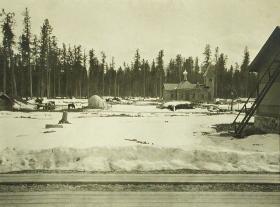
[163, 84, 178, 100]
[249, 26, 280, 133]
[0, 93, 14, 111]
[163, 69, 215, 103]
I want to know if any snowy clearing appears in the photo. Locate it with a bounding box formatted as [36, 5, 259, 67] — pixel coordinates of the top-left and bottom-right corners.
[0, 104, 279, 173]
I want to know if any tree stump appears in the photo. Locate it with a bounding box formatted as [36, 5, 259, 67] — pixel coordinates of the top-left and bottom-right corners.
[58, 111, 70, 124]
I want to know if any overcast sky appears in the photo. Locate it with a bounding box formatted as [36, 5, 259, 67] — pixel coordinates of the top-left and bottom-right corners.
[1, 0, 280, 68]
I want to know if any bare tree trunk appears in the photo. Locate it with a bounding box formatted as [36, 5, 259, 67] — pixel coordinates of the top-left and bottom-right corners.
[87, 76, 90, 98]
[102, 73, 104, 96]
[214, 67, 217, 98]
[75, 80, 78, 98]
[65, 69, 68, 97]
[79, 80, 82, 98]
[47, 69, 50, 98]
[143, 69, 146, 98]
[58, 69, 61, 98]
[114, 73, 117, 97]
[40, 67, 44, 97]
[21, 65, 25, 97]
[246, 70, 249, 97]
[48, 69, 51, 98]
[29, 59, 33, 98]
[33, 64, 36, 97]
[155, 83, 157, 97]
[3, 59, 6, 94]
[159, 75, 162, 98]
[11, 56, 17, 97]
[53, 67, 56, 98]
[108, 76, 111, 96]
[46, 69, 48, 97]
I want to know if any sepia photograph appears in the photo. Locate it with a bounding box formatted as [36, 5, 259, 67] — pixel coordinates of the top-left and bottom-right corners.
[0, 0, 279, 206]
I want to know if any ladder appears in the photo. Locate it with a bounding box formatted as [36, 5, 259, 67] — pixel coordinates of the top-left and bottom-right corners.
[232, 60, 280, 137]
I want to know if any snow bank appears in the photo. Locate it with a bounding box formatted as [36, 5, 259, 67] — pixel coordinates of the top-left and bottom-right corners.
[0, 145, 278, 173]
[162, 101, 192, 107]
[0, 108, 278, 173]
[13, 100, 36, 111]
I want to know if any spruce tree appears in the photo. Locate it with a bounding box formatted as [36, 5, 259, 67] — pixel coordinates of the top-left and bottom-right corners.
[1, 9, 17, 96]
[156, 50, 164, 97]
[202, 44, 211, 73]
[175, 54, 183, 82]
[39, 19, 52, 97]
[31, 35, 39, 97]
[133, 49, 141, 96]
[100, 51, 106, 96]
[20, 8, 32, 97]
[240, 46, 250, 97]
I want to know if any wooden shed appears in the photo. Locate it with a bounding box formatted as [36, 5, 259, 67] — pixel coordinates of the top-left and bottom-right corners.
[0, 93, 14, 111]
[163, 84, 178, 101]
[249, 26, 280, 133]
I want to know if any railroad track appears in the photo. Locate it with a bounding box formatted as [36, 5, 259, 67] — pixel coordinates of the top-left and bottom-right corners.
[0, 191, 279, 207]
[0, 173, 279, 206]
[0, 173, 279, 184]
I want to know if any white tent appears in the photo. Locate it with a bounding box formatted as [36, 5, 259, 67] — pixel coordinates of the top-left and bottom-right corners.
[88, 95, 107, 109]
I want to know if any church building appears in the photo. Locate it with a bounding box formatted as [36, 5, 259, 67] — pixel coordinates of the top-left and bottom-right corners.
[163, 66, 215, 103]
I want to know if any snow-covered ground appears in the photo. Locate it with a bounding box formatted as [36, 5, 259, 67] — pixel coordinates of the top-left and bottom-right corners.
[0, 104, 279, 173]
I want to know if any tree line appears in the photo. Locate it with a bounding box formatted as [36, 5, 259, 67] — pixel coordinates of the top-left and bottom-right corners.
[0, 8, 257, 99]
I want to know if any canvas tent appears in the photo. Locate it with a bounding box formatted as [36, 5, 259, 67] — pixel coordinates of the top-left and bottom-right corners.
[88, 95, 107, 109]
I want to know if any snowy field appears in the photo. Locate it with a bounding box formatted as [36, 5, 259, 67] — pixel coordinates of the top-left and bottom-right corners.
[0, 104, 279, 173]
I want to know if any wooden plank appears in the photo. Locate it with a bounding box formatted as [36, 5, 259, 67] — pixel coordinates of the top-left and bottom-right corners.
[0, 192, 279, 207]
[0, 173, 279, 184]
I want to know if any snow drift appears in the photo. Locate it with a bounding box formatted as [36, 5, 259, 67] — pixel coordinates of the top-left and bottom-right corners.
[0, 145, 279, 173]
[0, 108, 279, 173]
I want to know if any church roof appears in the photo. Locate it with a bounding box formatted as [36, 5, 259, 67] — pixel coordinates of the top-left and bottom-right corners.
[163, 83, 178, 91]
[249, 26, 280, 72]
[164, 80, 202, 90]
[176, 80, 196, 90]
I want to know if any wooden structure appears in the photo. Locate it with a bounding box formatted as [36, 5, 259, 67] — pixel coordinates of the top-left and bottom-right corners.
[0, 93, 14, 111]
[233, 26, 280, 136]
[163, 69, 214, 103]
[58, 111, 70, 124]
[203, 65, 216, 101]
[162, 84, 178, 100]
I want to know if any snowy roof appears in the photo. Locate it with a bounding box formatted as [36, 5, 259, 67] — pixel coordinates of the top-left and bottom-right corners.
[249, 26, 280, 72]
[164, 81, 205, 91]
[163, 83, 178, 90]
[176, 80, 196, 90]
[163, 101, 192, 107]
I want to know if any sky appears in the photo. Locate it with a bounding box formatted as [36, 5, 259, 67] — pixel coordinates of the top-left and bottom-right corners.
[1, 0, 280, 68]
